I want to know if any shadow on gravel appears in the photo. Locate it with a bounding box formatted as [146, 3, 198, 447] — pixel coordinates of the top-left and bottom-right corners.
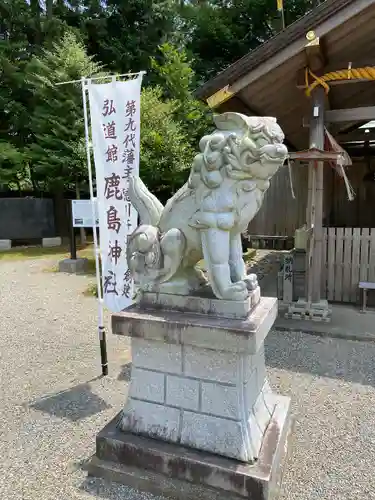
[117, 362, 132, 382]
[29, 380, 112, 421]
[265, 330, 375, 388]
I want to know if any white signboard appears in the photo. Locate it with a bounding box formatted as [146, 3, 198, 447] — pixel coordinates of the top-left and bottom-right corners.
[88, 76, 142, 312]
[71, 199, 99, 227]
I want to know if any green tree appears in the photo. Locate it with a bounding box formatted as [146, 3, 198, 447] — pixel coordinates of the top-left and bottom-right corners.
[0, 40, 33, 189]
[181, 0, 315, 83]
[151, 42, 194, 102]
[26, 32, 102, 193]
[0, 0, 70, 52]
[0, 0, 80, 190]
[0, 0, 317, 198]
[140, 86, 195, 201]
[65, 0, 181, 74]
[0, 142, 26, 190]
[151, 42, 212, 150]
[25, 31, 197, 203]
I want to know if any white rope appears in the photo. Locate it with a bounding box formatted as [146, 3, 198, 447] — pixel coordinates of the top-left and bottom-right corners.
[337, 155, 355, 201]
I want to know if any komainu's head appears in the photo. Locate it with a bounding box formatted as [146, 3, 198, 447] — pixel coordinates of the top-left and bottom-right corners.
[189, 112, 288, 190]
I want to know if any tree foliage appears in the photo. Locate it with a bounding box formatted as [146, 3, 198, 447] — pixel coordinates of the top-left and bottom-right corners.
[0, 39, 33, 188]
[181, 0, 318, 83]
[0, 0, 316, 195]
[140, 86, 195, 200]
[26, 32, 102, 192]
[151, 42, 212, 148]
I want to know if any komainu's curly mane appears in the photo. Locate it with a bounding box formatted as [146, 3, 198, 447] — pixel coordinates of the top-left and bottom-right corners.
[188, 113, 286, 189]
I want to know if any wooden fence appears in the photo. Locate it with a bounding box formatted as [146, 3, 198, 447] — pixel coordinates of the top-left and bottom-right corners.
[323, 227, 375, 303]
[247, 163, 308, 236]
[247, 160, 375, 238]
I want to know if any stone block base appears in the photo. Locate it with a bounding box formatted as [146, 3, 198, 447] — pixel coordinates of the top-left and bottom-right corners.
[42, 236, 62, 247]
[113, 297, 278, 463]
[89, 395, 291, 500]
[0, 239, 11, 251]
[122, 374, 272, 462]
[58, 257, 89, 274]
[285, 298, 331, 322]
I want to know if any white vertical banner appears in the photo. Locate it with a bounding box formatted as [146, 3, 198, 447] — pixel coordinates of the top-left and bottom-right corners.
[88, 75, 142, 312]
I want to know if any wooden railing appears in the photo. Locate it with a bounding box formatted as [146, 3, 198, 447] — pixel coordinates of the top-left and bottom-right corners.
[243, 234, 294, 251]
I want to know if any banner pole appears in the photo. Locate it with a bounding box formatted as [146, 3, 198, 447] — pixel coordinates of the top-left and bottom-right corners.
[68, 200, 77, 260]
[81, 77, 108, 377]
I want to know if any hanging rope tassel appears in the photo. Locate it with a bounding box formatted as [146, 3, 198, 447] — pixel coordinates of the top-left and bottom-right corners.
[287, 157, 296, 199]
[337, 156, 355, 202]
[324, 128, 355, 202]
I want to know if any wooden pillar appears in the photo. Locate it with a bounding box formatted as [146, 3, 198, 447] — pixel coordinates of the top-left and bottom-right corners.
[305, 159, 316, 304]
[309, 87, 326, 303]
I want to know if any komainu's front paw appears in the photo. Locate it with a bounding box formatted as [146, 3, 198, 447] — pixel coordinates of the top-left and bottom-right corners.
[222, 281, 249, 301]
[244, 273, 258, 291]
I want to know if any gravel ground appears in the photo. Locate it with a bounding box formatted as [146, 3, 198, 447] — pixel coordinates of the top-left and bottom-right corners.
[267, 330, 375, 500]
[1, 257, 375, 500]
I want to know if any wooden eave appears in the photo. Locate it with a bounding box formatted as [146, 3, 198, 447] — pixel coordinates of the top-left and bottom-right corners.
[289, 148, 342, 162]
[196, 0, 375, 152]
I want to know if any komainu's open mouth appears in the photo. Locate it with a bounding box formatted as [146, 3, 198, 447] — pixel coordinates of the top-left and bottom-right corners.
[259, 143, 288, 161]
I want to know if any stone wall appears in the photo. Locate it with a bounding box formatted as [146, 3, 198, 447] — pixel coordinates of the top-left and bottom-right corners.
[0, 198, 56, 240]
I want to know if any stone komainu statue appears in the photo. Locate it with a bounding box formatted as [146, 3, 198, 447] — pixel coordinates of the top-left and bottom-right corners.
[127, 112, 288, 301]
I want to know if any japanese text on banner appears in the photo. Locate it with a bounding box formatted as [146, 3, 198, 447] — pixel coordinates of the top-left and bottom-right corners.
[88, 76, 142, 313]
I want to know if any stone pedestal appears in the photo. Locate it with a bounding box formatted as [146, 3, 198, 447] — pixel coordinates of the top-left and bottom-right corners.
[58, 257, 89, 274]
[0, 239, 11, 251]
[42, 236, 62, 247]
[90, 290, 292, 499]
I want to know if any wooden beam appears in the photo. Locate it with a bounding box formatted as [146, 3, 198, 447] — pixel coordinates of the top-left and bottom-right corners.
[206, 85, 233, 109]
[289, 149, 341, 161]
[342, 146, 375, 157]
[338, 129, 375, 142]
[324, 59, 375, 73]
[305, 36, 326, 72]
[332, 119, 369, 139]
[326, 107, 375, 123]
[218, 95, 253, 114]
[229, 0, 375, 97]
[309, 87, 326, 304]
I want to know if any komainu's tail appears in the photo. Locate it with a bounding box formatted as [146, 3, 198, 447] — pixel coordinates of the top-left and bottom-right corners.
[127, 176, 164, 226]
